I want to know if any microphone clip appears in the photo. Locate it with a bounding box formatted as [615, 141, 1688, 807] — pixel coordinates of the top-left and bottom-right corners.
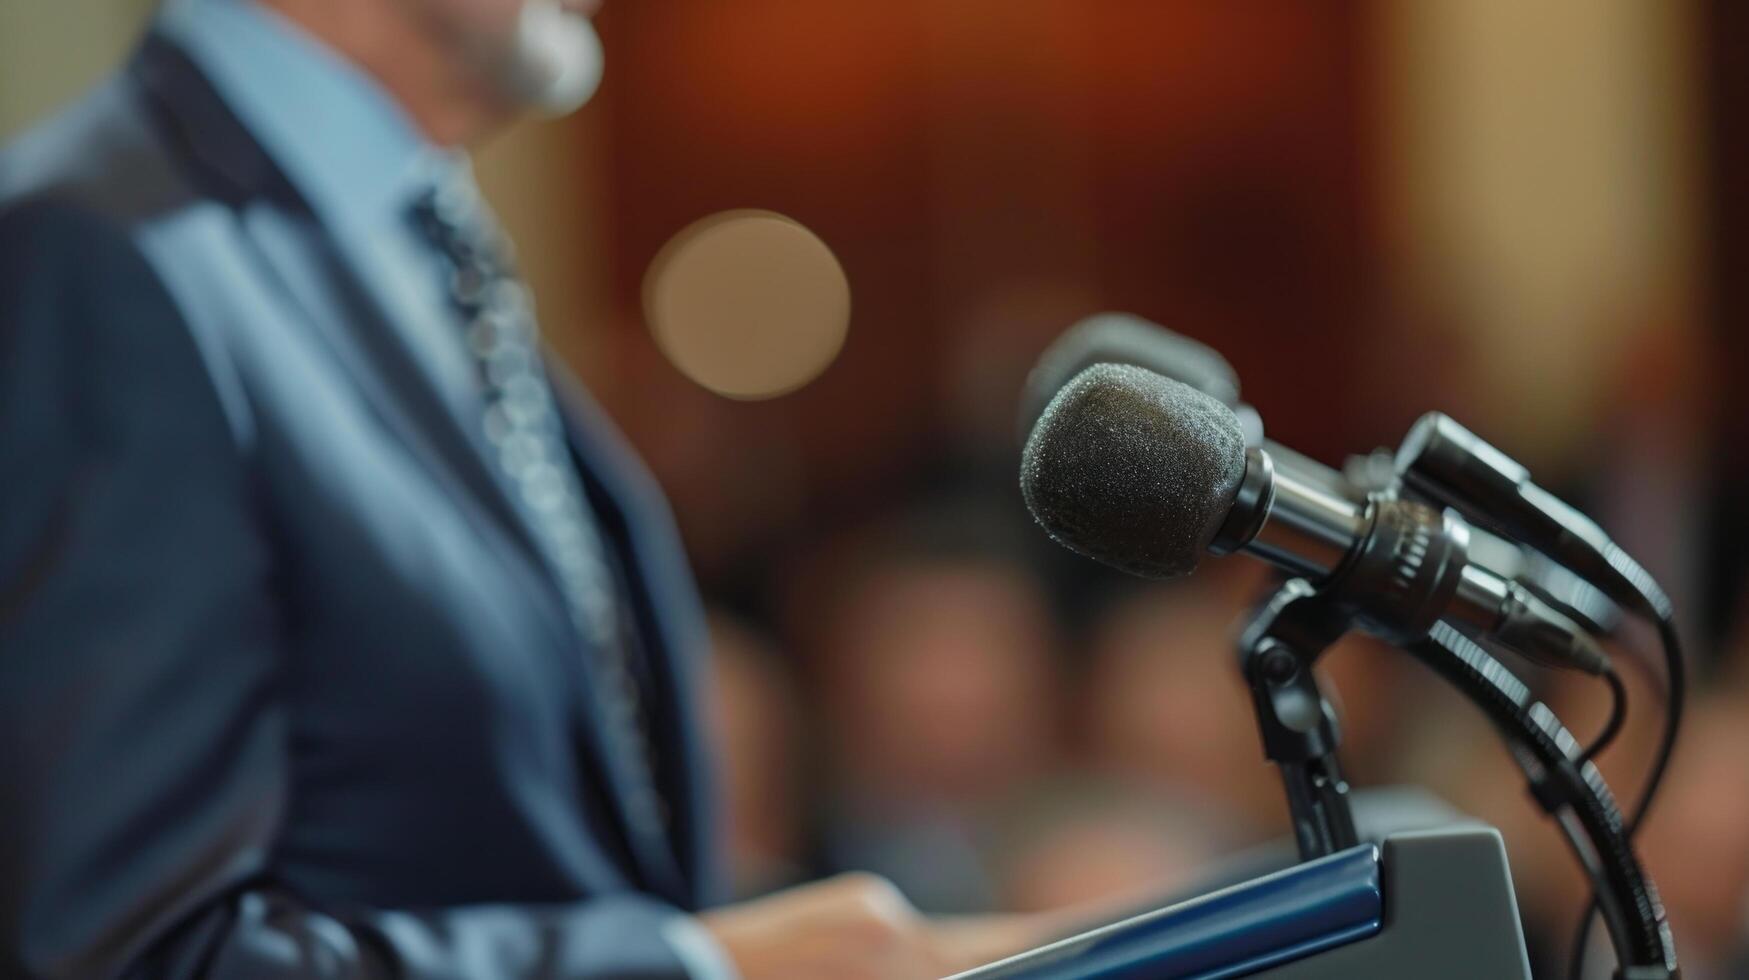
[1237, 578, 1361, 862]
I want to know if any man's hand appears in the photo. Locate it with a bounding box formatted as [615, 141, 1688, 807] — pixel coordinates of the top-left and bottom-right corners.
[699, 873, 1050, 980]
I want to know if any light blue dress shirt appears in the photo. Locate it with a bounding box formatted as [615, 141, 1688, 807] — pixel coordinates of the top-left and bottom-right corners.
[152, 4, 737, 977]
[157, 0, 482, 417]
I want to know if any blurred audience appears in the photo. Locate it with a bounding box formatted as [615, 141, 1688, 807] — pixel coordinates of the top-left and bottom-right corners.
[696, 479, 1749, 972]
[706, 612, 810, 900]
[1075, 568, 1281, 827]
[801, 510, 1063, 914]
[985, 779, 1238, 917]
[683, 309, 1749, 972]
[1634, 690, 1749, 980]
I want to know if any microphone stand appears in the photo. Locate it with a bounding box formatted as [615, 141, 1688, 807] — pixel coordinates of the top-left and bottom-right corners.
[1237, 578, 1359, 861]
[1229, 487, 1679, 978]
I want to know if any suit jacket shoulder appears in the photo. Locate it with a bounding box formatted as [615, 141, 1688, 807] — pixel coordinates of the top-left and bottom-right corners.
[2, 66, 187, 226]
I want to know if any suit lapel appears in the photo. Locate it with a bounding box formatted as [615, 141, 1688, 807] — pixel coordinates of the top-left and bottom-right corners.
[242, 206, 565, 572]
[551, 372, 718, 908]
[133, 36, 545, 581]
[241, 202, 697, 908]
[131, 34, 699, 904]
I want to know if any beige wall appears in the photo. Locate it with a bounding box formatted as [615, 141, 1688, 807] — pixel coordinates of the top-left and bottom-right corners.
[0, 0, 156, 139]
[1378, 0, 1703, 462]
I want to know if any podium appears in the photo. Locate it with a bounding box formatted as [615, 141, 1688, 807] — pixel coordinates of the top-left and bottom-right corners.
[950, 826, 1531, 980]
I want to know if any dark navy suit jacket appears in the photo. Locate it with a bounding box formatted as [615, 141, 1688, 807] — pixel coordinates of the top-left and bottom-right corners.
[0, 35, 719, 980]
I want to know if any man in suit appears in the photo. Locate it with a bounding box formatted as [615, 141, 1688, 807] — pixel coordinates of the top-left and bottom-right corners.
[0, 0, 1040, 976]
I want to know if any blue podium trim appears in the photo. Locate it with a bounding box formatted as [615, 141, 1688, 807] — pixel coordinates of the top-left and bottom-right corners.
[953, 844, 1383, 980]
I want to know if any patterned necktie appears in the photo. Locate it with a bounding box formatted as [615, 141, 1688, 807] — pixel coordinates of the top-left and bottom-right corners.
[410, 179, 668, 834]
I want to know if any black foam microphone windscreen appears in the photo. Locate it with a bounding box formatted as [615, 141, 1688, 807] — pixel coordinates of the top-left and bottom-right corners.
[1020, 363, 1248, 578]
[1017, 313, 1242, 436]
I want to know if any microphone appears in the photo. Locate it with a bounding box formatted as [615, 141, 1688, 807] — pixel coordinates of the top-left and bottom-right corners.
[1020, 363, 1609, 674]
[1346, 443, 1622, 636]
[1022, 312, 1622, 635]
[1018, 312, 1262, 447]
[1395, 412, 1664, 619]
[1018, 313, 1364, 503]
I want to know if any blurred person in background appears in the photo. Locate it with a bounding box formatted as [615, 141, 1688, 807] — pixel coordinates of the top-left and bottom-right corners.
[1076, 566, 1282, 828]
[1630, 691, 1749, 980]
[804, 505, 1064, 915]
[0, 0, 1044, 977]
[985, 779, 1238, 919]
[1606, 593, 1749, 979]
[704, 611, 810, 901]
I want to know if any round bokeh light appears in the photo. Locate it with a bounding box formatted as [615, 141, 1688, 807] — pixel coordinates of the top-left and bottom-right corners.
[644, 210, 851, 400]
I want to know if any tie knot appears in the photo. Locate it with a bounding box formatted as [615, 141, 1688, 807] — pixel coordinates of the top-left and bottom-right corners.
[411, 180, 514, 275]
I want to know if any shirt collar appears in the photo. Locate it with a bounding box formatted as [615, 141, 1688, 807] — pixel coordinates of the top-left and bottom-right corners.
[156, 0, 469, 232]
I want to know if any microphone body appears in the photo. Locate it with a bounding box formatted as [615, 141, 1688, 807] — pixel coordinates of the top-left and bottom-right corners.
[1395, 412, 1657, 617]
[1211, 444, 1609, 674]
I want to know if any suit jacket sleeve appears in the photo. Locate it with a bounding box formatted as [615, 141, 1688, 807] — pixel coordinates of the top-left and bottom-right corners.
[0, 200, 707, 980]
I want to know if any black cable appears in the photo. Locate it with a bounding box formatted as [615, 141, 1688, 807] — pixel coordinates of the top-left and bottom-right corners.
[1629, 611, 1685, 832]
[1568, 662, 1652, 980]
[1569, 557, 1685, 980]
[1602, 550, 1685, 836]
[1581, 666, 1627, 764]
[1564, 664, 1630, 976]
[1413, 622, 1673, 971]
[1554, 807, 1628, 966]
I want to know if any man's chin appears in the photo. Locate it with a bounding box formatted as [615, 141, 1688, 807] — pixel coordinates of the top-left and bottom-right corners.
[505, 2, 605, 117]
